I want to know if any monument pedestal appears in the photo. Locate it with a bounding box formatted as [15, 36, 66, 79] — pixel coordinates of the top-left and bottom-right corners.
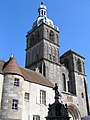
[45, 84, 70, 120]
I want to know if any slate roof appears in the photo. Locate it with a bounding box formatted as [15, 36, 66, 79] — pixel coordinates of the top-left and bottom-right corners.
[0, 57, 53, 88]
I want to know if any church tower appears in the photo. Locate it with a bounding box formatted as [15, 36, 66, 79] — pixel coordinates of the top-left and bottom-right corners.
[25, 2, 60, 84]
[25, 3, 89, 117]
[60, 50, 90, 115]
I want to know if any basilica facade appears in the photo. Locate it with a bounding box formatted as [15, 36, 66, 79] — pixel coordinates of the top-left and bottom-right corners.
[0, 2, 89, 120]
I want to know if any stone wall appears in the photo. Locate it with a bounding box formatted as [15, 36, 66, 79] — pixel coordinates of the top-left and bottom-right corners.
[0, 74, 4, 110]
[0, 74, 24, 120]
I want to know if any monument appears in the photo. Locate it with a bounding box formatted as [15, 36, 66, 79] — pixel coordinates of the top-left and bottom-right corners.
[45, 83, 70, 120]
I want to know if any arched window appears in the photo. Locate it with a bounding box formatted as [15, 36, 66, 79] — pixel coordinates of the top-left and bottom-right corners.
[67, 81, 70, 92]
[39, 62, 46, 77]
[26, 52, 29, 66]
[44, 43, 48, 58]
[84, 78, 89, 114]
[39, 29, 43, 39]
[64, 58, 69, 69]
[45, 28, 49, 39]
[27, 39, 30, 48]
[43, 62, 46, 77]
[52, 47, 56, 62]
[48, 45, 52, 60]
[77, 58, 82, 72]
[83, 62, 85, 74]
[36, 46, 39, 61]
[49, 30, 55, 41]
[56, 34, 59, 44]
[62, 73, 66, 91]
[30, 35, 34, 47]
[35, 31, 39, 43]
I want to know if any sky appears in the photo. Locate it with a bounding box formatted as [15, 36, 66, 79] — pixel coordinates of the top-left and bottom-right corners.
[0, 0, 90, 96]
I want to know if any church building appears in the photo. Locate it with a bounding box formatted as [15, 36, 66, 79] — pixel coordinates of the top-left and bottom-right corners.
[0, 2, 89, 120]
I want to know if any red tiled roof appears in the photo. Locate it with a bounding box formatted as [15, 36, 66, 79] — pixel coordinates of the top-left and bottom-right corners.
[3, 57, 23, 76]
[0, 57, 53, 88]
[20, 67, 54, 88]
[0, 60, 5, 73]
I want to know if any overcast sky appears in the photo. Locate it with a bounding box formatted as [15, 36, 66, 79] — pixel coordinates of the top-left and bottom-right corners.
[0, 0, 90, 96]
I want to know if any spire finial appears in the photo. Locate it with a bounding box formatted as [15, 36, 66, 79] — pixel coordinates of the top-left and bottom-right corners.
[10, 54, 14, 60]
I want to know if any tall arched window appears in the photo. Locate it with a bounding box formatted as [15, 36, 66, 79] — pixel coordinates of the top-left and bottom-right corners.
[44, 43, 48, 58]
[64, 58, 69, 69]
[77, 58, 82, 72]
[39, 29, 43, 39]
[84, 78, 89, 115]
[56, 34, 59, 44]
[49, 30, 54, 41]
[39, 62, 46, 77]
[45, 28, 49, 39]
[62, 73, 66, 91]
[30, 35, 34, 47]
[48, 45, 52, 60]
[35, 31, 39, 43]
[52, 47, 56, 62]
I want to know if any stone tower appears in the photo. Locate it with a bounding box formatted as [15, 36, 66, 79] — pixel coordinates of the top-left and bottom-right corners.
[60, 50, 90, 115]
[25, 2, 60, 84]
[0, 56, 24, 120]
[25, 2, 89, 119]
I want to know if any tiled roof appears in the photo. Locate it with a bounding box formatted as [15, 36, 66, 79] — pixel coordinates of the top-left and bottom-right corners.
[0, 57, 53, 88]
[2, 57, 23, 76]
[0, 60, 5, 73]
[20, 67, 54, 88]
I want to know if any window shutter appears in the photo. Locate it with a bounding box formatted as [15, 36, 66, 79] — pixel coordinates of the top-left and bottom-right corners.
[36, 89, 40, 104]
[46, 91, 48, 106]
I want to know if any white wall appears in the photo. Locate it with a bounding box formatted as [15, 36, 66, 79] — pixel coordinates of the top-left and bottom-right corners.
[23, 81, 54, 120]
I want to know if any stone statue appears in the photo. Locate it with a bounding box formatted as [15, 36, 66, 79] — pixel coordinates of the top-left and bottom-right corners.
[53, 83, 61, 100]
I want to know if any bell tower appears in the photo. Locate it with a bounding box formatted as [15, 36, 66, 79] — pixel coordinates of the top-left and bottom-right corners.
[25, 2, 60, 83]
